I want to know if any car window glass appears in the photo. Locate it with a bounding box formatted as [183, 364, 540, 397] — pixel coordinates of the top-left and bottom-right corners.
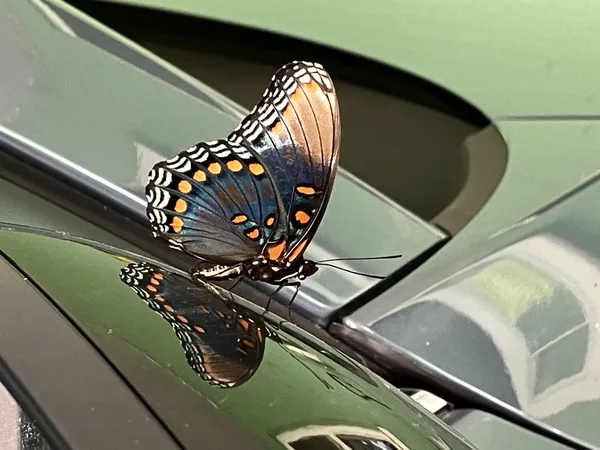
[0, 382, 53, 450]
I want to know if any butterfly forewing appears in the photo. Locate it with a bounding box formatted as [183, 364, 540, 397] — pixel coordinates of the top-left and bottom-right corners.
[119, 262, 266, 388]
[229, 61, 341, 261]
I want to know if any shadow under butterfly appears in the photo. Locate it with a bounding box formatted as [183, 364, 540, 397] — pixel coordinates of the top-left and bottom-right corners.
[144, 61, 389, 311]
[119, 261, 271, 388]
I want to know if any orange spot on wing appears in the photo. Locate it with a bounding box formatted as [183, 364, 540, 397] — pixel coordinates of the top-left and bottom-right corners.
[227, 160, 243, 172]
[164, 305, 174, 313]
[146, 285, 157, 293]
[288, 239, 309, 262]
[200, 306, 209, 313]
[271, 121, 284, 135]
[265, 216, 275, 227]
[177, 315, 188, 324]
[232, 214, 248, 224]
[267, 240, 286, 261]
[178, 180, 192, 194]
[238, 319, 250, 331]
[150, 278, 160, 286]
[296, 186, 316, 196]
[193, 170, 206, 182]
[243, 339, 255, 348]
[305, 80, 320, 93]
[154, 273, 164, 280]
[216, 311, 225, 318]
[295, 211, 311, 225]
[257, 329, 263, 342]
[174, 198, 187, 213]
[194, 326, 205, 333]
[171, 216, 184, 233]
[246, 228, 260, 240]
[236, 347, 248, 356]
[291, 89, 303, 102]
[249, 163, 264, 176]
[155, 295, 165, 302]
[208, 162, 222, 175]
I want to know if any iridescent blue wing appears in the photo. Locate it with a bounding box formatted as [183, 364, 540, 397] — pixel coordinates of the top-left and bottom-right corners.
[119, 262, 266, 388]
[146, 140, 282, 264]
[229, 61, 341, 263]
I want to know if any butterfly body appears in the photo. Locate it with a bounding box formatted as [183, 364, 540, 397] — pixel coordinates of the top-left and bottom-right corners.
[146, 61, 340, 286]
[193, 254, 318, 284]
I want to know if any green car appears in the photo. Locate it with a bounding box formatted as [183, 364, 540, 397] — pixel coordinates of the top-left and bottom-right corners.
[1, 0, 598, 449]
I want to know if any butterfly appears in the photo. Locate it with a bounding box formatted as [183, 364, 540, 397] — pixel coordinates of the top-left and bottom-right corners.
[119, 261, 269, 388]
[145, 61, 340, 291]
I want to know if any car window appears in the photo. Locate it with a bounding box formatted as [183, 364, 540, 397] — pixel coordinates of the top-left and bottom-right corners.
[0, 382, 53, 450]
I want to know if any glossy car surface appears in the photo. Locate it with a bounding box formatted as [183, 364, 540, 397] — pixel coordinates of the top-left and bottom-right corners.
[1, 1, 598, 449]
[0, 225, 475, 450]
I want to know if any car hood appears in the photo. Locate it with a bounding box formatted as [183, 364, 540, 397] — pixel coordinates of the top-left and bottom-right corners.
[0, 226, 474, 450]
[346, 172, 600, 448]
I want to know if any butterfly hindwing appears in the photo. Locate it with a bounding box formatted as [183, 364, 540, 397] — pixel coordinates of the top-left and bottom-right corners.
[119, 262, 266, 388]
[146, 140, 281, 264]
[229, 61, 341, 262]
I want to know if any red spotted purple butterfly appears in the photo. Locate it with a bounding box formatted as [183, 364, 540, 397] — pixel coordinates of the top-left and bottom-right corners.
[120, 261, 269, 388]
[145, 61, 340, 297]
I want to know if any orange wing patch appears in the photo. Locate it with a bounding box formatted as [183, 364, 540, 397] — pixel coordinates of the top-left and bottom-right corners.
[178, 180, 192, 194]
[193, 170, 207, 182]
[177, 315, 189, 324]
[267, 240, 286, 261]
[232, 214, 248, 224]
[304, 80, 320, 93]
[294, 211, 311, 225]
[265, 215, 276, 228]
[296, 186, 316, 196]
[171, 216, 184, 233]
[227, 160, 243, 172]
[245, 228, 261, 241]
[208, 162, 222, 175]
[288, 240, 309, 262]
[174, 198, 187, 213]
[271, 121, 284, 135]
[249, 163, 265, 176]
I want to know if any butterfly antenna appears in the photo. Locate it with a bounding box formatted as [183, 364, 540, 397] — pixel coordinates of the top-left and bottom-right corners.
[316, 253, 403, 264]
[315, 262, 386, 280]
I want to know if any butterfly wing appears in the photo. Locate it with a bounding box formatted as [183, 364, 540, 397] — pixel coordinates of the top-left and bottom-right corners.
[146, 140, 283, 264]
[119, 262, 266, 388]
[229, 61, 341, 262]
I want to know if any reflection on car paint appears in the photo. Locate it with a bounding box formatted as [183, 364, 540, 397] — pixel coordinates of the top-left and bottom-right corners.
[277, 425, 411, 450]
[119, 260, 271, 388]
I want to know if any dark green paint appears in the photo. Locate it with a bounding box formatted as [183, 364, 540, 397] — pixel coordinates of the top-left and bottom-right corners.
[0, 229, 475, 450]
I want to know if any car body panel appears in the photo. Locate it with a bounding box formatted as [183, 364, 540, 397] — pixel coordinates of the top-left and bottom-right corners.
[82, 0, 600, 293]
[0, 226, 476, 450]
[0, 251, 181, 449]
[344, 172, 600, 448]
[0, 0, 446, 325]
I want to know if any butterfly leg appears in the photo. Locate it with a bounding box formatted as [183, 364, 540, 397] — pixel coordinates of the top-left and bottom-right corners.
[285, 282, 301, 320]
[263, 281, 287, 315]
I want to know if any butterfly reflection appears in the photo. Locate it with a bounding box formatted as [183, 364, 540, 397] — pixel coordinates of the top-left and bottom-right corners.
[119, 262, 270, 388]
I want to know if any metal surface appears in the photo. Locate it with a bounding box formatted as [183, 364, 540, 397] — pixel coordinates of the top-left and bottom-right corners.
[84, 0, 600, 242]
[0, 0, 445, 325]
[448, 410, 573, 450]
[0, 226, 475, 450]
[0, 252, 180, 450]
[344, 172, 600, 449]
